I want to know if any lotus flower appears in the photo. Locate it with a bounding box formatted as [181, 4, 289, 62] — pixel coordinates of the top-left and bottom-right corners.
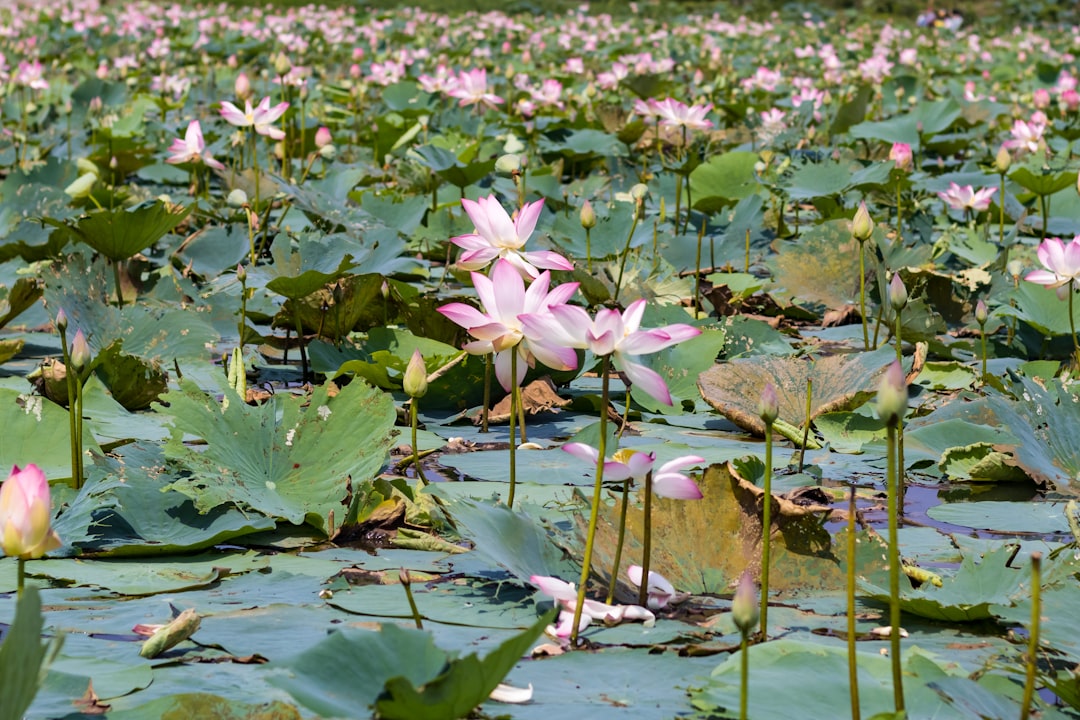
[561, 444, 705, 499]
[165, 120, 225, 169]
[652, 98, 714, 132]
[627, 566, 677, 609]
[937, 183, 997, 213]
[451, 196, 572, 279]
[219, 96, 289, 139]
[530, 574, 655, 638]
[1026, 236, 1080, 290]
[0, 464, 60, 559]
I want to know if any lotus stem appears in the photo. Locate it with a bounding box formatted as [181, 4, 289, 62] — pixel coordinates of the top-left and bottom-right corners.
[613, 204, 641, 305]
[17, 557, 25, 599]
[694, 220, 705, 315]
[585, 226, 592, 273]
[886, 419, 905, 713]
[410, 399, 427, 486]
[619, 385, 631, 440]
[638, 470, 654, 608]
[607, 478, 630, 605]
[760, 417, 773, 641]
[847, 483, 861, 720]
[895, 182, 902, 247]
[481, 353, 492, 433]
[1019, 552, 1042, 720]
[572, 354, 610, 646]
[400, 568, 423, 629]
[739, 633, 749, 720]
[744, 227, 751, 273]
[75, 380, 85, 489]
[980, 326, 988, 382]
[797, 378, 812, 473]
[1040, 193, 1048, 242]
[998, 173, 1006, 254]
[112, 261, 124, 309]
[1069, 286, 1080, 362]
[858, 240, 869, 350]
[517, 383, 528, 445]
[508, 350, 519, 509]
[58, 325, 79, 489]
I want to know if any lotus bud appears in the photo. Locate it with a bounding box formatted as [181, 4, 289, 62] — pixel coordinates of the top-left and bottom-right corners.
[403, 349, 428, 399]
[851, 201, 873, 241]
[1007, 259, 1023, 282]
[580, 200, 597, 229]
[995, 145, 1011, 174]
[318, 143, 337, 160]
[874, 360, 907, 425]
[70, 329, 91, 373]
[227, 188, 248, 208]
[888, 142, 912, 172]
[314, 126, 332, 149]
[398, 567, 411, 586]
[55, 309, 68, 333]
[235, 72, 251, 100]
[236, 263, 247, 283]
[495, 153, 521, 175]
[732, 571, 759, 636]
[64, 173, 96, 199]
[76, 158, 100, 177]
[0, 464, 61, 559]
[888, 272, 908, 311]
[273, 52, 292, 77]
[758, 382, 779, 426]
[975, 299, 988, 326]
[630, 183, 649, 201]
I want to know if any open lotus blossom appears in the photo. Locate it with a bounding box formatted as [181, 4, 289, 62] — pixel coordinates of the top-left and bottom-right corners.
[1003, 114, 1047, 154]
[652, 97, 714, 132]
[0, 464, 61, 559]
[627, 566, 677, 610]
[1025, 236, 1080, 290]
[165, 120, 224, 169]
[937, 183, 998, 213]
[447, 68, 503, 110]
[530, 574, 654, 639]
[219, 96, 289, 139]
[437, 259, 579, 390]
[519, 298, 700, 405]
[452, 196, 572, 279]
[561, 444, 705, 499]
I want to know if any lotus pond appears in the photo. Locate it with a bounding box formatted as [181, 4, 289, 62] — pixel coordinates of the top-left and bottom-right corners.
[3, 1, 1080, 719]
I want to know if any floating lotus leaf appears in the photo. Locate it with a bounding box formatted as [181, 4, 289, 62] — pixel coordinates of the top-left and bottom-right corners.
[0, 277, 41, 329]
[583, 461, 886, 596]
[47, 199, 193, 262]
[160, 379, 396, 534]
[92, 341, 168, 410]
[698, 346, 896, 437]
[688, 151, 761, 208]
[283, 272, 387, 338]
[0, 588, 63, 720]
[260, 233, 355, 300]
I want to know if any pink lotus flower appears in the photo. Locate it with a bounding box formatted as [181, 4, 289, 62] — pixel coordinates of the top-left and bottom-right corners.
[1003, 115, 1047, 154]
[451, 196, 572, 279]
[937, 183, 997, 213]
[652, 98, 714, 132]
[530, 574, 655, 638]
[889, 142, 913, 172]
[0, 464, 60, 559]
[1026, 236, 1080, 290]
[448, 68, 503, 110]
[627, 566, 676, 609]
[219, 96, 289, 140]
[519, 298, 700, 405]
[561, 444, 705, 499]
[165, 120, 225, 170]
[437, 259, 579, 390]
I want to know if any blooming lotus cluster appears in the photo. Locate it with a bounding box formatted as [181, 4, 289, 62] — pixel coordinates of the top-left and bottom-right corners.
[0, 464, 60, 559]
[937, 183, 997, 213]
[447, 68, 503, 110]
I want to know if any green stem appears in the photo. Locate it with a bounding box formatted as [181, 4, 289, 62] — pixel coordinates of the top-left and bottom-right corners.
[858, 240, 869, 350]
[887, 421, 905, 713]
[798, 378, 812, 474]
[744, 227, 751, 273]
[895, 182, 902, 247]
[401, 571, 423, 629]
[571, 355, 610, 646]
[638, 470, 653, 608]
[847, 484, 861, 720]
[113, 260, 124, 309]
[59, 327, 79, 488]
[17, 557, 25, 598]
[760, 419, 773, 641]
[980, 326, 988, 383]
[410, 400, 427, 485]
[739, 634, 749, 720]
[1019, 552, 1042, 720]
[481, 353, 492, 433]
[607, 478, 630, 605]
[585, 227, 592, 273]
[998, 173, 1006, 252]
[75, 377, 85, 488]
[508, 351, 519, 509]
[1070, 286, 1080, 361]
[613, 208, 641, 306]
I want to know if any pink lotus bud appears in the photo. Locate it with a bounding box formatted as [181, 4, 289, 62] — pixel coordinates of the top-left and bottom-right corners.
[1033, 88, 1051, 109]
[875, 361, 907, 425]
[758, 382, 779, 425]
[70, 329, 91, 372]
[0, 464, 61, 559]
[732, 571, 759, 636]
[888, 142, 912, 172]
[851, 201, 873, 241]
[315, 126, 332, 149]
[235, 72, 251, 100]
